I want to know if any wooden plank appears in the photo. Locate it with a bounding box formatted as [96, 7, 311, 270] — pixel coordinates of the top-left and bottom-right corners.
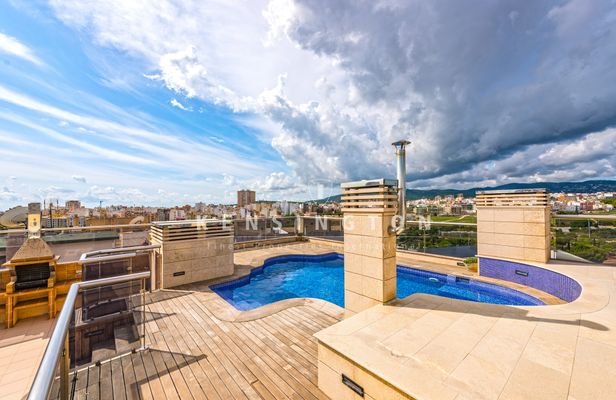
[154, 290, 234, 400]
[186, 293, 317, 400]
[178, 293, 289, 399]
[235, 320, 318, 399]
[148, 344, 180, 400]
[251, 380, 277, 400]
[130, 352, 154, 400]
[151, 330, 196, 400]
[74, 367, 89, 400]
[243, 319, 325, 400]
[111, 357, 128, 400]
[99, 361, 113, 400]
[153, 297, 208, 400]
[140, 350, 168, 399]
[170, 292, 257, 400]
[86, 365, 100, 400]
[121, 354, 141, 400]
[255, 315, 318, 372]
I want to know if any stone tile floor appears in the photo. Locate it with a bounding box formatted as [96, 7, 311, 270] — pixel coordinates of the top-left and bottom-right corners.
[316, 258, 616, 400]
[0, 316, 54, 400]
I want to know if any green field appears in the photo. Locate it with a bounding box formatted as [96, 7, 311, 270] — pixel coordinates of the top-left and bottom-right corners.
[420, 215, 477, 223]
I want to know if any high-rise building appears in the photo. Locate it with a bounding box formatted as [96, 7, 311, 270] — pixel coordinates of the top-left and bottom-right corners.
[237, 190, 256, 207]
[65, 200, 81, 212]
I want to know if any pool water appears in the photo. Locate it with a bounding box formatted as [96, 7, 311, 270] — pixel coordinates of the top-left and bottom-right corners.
[211, 254, 543, 311]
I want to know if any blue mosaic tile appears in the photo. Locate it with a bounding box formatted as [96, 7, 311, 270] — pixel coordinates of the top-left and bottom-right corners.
[479, 257, 582, 302]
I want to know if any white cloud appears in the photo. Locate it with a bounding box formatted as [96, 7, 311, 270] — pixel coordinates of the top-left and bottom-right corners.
[0, 32, 44, 66]
[0, 111, 158, 166]
[222, 174, 237, 187]
[170, 98, 192, 111]
[0, 186, 19, 202]
[0, 84, 269, 176]
[249, 171, 300, 192]
[46, 0, 616, 191]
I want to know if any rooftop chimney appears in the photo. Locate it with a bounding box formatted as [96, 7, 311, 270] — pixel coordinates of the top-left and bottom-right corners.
[27, 202, 42, 239]
[392, 140, 411, 229]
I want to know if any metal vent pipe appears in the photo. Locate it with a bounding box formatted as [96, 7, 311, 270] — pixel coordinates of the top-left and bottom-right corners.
[392, 140, 411, 230]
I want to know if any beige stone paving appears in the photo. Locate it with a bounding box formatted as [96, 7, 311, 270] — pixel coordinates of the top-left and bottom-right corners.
[0, 316, 54, 400]
[316, 258, 616, 400]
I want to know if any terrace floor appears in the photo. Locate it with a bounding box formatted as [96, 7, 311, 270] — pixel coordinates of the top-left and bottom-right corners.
[67, 242, 568, 400]
[64, 243, 348, 400]
[5, 241, 598, 399]
[0, 316, 54, 400]
[68, 287, 342, 400]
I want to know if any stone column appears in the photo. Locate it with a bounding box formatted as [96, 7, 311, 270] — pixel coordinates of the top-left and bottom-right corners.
[476, 189, 551, 264]
[341, 179, 398, 315]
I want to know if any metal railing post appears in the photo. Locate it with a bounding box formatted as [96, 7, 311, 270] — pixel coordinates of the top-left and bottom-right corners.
[60, 334, 69, 400]
[141, 278, 146, 350]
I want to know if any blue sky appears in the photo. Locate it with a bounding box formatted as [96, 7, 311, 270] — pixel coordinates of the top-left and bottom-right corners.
[0, 2, 291, 209]
[1, 0, 615, 210]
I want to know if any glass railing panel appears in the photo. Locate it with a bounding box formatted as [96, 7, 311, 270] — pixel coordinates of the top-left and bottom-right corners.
[302, 216, 344, 241]
[0, 229, 27, 265]
[397, 221, 477, 258]
[71, 279, 145, 369]
[233, 216, 298, 242]
[552, 216, 616, 264]
[39, 225, 151, 263]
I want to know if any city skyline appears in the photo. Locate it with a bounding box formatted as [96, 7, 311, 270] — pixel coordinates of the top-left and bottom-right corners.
[2, 1, 616, 210]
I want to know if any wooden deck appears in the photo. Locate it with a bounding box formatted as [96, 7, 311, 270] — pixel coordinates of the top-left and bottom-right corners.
[69, 288, 340, 400]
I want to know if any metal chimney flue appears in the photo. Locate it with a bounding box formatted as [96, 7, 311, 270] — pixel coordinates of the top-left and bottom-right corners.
[392, 140, 411, 229]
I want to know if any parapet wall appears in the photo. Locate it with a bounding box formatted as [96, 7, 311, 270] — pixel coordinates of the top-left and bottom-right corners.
[479, 257, 581, 302]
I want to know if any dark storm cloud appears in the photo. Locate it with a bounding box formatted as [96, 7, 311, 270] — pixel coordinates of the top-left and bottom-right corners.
[272, 0, 616, 184]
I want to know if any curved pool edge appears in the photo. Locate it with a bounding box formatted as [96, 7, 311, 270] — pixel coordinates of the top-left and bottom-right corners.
[211, 252, 549, 312]
[479, 256, 582, 303]
[474, 256, 613, 316]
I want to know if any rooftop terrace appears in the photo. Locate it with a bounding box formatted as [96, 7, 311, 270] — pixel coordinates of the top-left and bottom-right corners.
[0, 208, 614, 400]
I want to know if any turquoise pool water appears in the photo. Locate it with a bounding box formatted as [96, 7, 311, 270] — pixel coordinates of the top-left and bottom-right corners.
[211, 253, 543, 311]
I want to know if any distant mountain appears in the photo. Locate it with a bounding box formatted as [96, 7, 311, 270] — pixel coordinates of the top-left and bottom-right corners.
[314, 180, 616, 202]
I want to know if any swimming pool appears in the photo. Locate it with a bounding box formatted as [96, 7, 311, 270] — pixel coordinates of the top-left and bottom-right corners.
[211, 253, 543, 310]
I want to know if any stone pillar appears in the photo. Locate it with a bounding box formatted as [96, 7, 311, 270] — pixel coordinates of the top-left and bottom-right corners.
[296, 215, 305, 237]
[341, 179, 398, 315]
[476, 189, 551, 264]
